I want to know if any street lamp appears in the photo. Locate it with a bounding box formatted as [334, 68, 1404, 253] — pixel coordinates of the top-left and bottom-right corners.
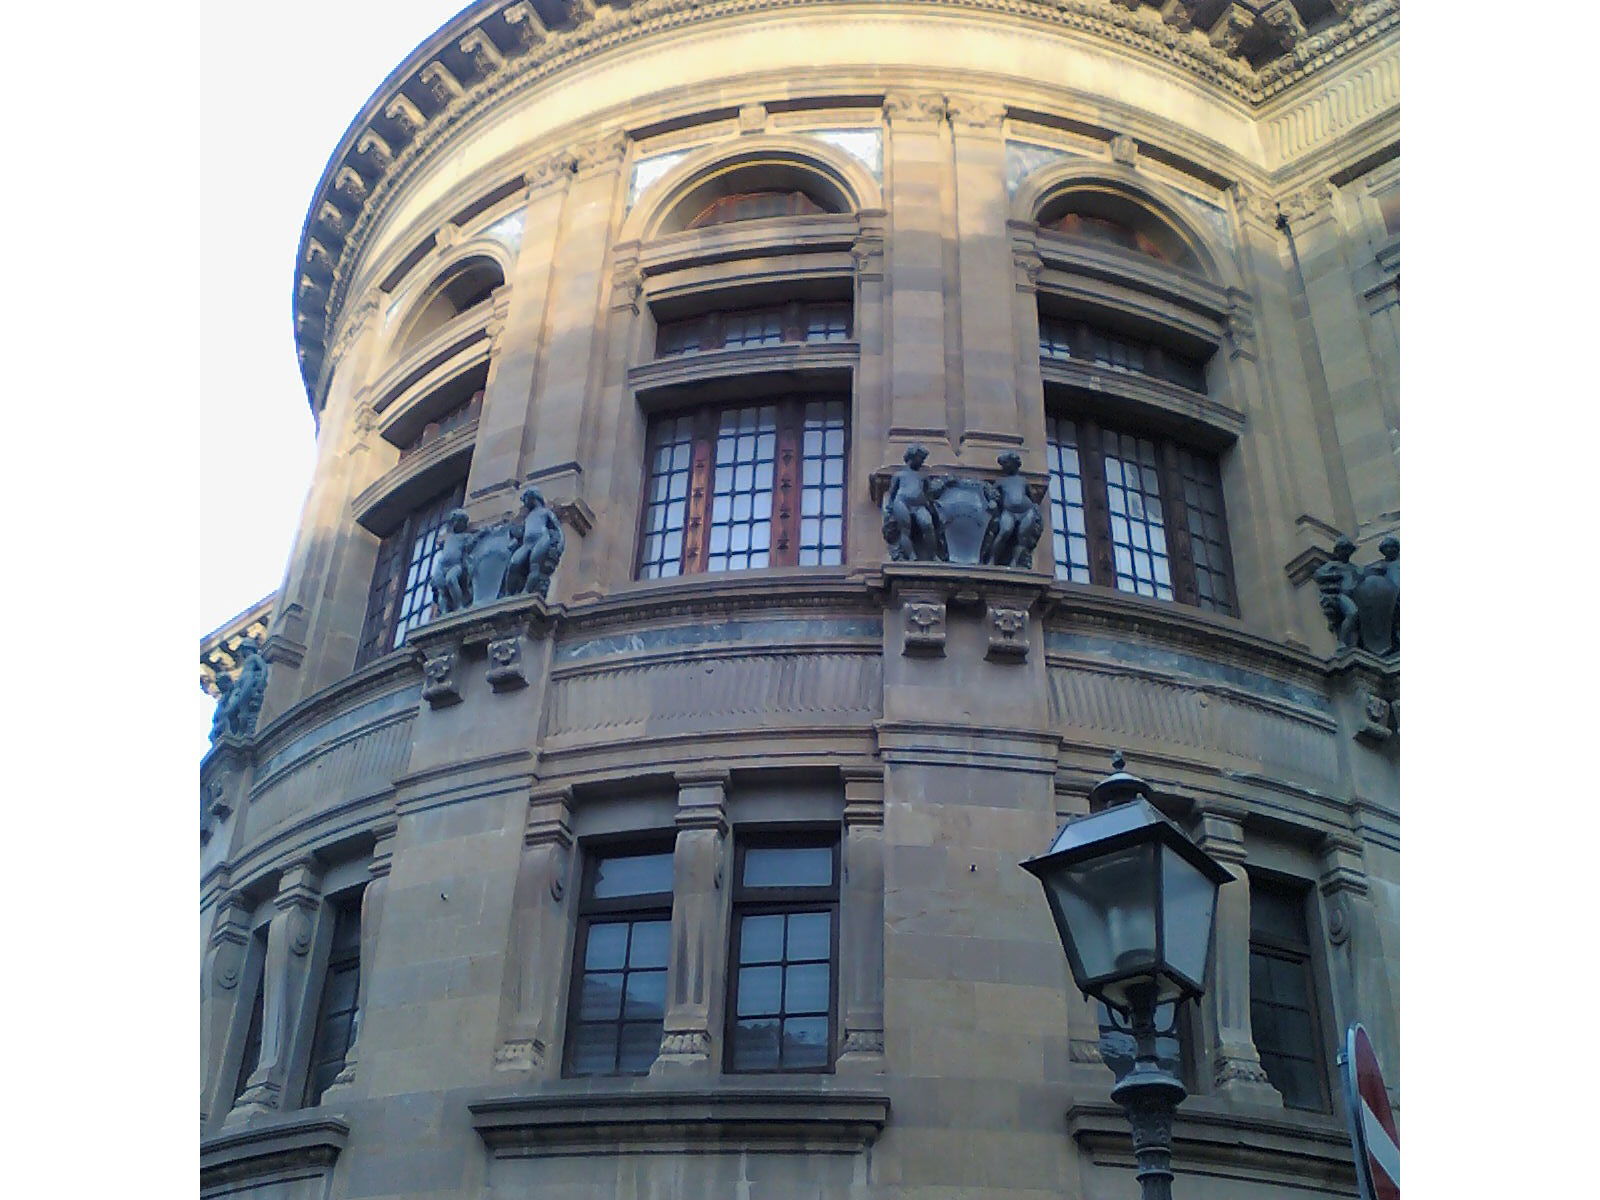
[1020, 754, 1232, 1200]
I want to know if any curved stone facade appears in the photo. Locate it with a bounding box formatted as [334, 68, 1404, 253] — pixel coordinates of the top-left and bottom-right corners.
[201, 4, 1400, 1198]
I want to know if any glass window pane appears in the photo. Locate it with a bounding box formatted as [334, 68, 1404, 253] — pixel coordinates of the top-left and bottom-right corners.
[569, 1023, 619, 1075]
[737, 966, 783, 1016]
[628, 920, 670, 969]
[739, 914, 785, 964]
[584, 922, 629, 969]
[618, 1021, 663, 1072]
[785, 912, 831, 961]
[592, 852, 675, 899]
[744, 846, 833, 888]
[782, 1016, 830, 1067]
[623, 970, 667, 1020]
[579, 972, 624, 1021]
[784, 963, 830, 1014]
[733, 1018, 781, 1070]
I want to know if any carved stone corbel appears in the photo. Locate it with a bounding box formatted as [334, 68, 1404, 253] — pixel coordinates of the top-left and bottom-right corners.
[486, 635, 526, 692]
[419, 61, 465, 106]
[902, 598, 947, 657]
[459, 27, 506, 75]
[420, 645, 463, 708]
[985, 603, 1030, 662]
[383, 94, 427, 140]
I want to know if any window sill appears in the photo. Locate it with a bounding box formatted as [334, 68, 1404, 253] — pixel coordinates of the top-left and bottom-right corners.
[1066, 1097, 1354, 1191]
[630, 341, 857, 404]
[200, 1112, 349, 1194]
[352, 419, 477, 534]
[470, 1081, 889, 1156]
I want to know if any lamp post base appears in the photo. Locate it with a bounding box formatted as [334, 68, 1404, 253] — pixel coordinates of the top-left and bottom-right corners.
[1109, 984, 1187, 1200]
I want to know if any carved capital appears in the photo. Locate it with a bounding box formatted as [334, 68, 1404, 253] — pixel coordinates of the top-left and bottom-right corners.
[573, 131, 628, 173]
[883, 90, 946, 124]
[1280, 179, 1338, 225]
[985, 603, 1030, 662]
[420, 646, 463, 708]
[945, 94, 1005, 128]
[901, 598, 946, 657]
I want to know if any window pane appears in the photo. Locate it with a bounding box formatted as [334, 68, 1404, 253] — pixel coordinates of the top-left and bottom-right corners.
[579, 972, 624, 1021]
[744, 846, 833, 888]
[706, 405, 777, 573]
[569, 1023, 619, 1075]
[1046, 417, 1091, 583]
[618, 1022, 663, 1072]
[592, 852, 675, 899]
[733, 1018, 781, 1070]
[639, 415, 697, 578]
[740, 914, 786, 964]
[1177, 448, 1236, 615]
[798, 401, 847, 565]
[1101, 428, 1172, 601]
[584, 922, 629, 969]
[737, 965, 783, 1016]
[781, 1016, 830, 1067]
[785, 912, 831, 961]
[784, 963, 830, 1015]
[623, 970, 667, 1020]
[628, 919, 671, 969]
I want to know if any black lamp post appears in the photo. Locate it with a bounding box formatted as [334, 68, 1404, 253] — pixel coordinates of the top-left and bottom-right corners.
[1020, 754, 1232, 1200]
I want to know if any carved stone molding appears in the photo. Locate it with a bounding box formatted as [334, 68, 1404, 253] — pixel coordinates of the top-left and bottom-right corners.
[420, 646, 463, 708]
[658, 1028, 712, 1058]
[573, 131, 629, 174]
[611, 266, 644, 313]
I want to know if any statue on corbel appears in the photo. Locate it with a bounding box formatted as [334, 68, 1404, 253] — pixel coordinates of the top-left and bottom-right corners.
[881, 445, 1043, 569]
[1314, 534, 1399, 657]
[430, 485, 566, 616]
[208, 640, 268, 742]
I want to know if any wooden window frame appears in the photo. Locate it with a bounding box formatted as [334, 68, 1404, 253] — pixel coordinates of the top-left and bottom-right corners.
[723, 833, 841, 1076]
[562, 843, 677, 1079]
[1046, 412, 1238, 616]
[1038, 315, 1208, 393]
[635, 396, 849, 578]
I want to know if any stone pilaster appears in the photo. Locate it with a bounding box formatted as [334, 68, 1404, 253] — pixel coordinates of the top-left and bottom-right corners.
[496, 786, 576, 1079]
[466, 149, 577, 501]
[882, 90, 953, 455]
[320, 823, 398, 1101]
[1318, 831, 1399, 1097]
[518, 134, 629, 514]
[652, 770, 732, 1075]
[837, 766, 886, 1072]
[225, 860, 324, 1125]
[1191, 804, 1283, 1105]
[946, 95, 1022, 457]
[201, 892, 254, 1126]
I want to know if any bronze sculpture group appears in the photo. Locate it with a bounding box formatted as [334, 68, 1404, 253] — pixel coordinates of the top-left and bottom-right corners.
[209, 640, 268, 742]
[1314, 534, 1399, 657]
[430, 485, 566, 617]
[881, 445, 1043, 568]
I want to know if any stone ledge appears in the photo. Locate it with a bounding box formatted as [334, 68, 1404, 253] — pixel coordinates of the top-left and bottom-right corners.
[470, 1085, 890, 1156]
[200, 1112, 348, 1192]
[1067, 1097, 1355, 1190]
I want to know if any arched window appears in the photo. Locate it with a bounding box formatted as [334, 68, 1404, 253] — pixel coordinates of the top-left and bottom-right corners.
[394, 256, 504, 356]
[685, 190, 827, 229]
[1037, 188, 1200, 272]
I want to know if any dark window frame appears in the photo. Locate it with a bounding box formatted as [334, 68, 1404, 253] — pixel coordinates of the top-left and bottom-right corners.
[1247, 873, 1332, 1113]
[562, 841, 677, 1079]
[1038, 314, 1208, 393]
[1046, 411, 1239, 616]
[723, 833, 841, 1076]
[635, 396, 849, 578]
[355, 477, 469, 667]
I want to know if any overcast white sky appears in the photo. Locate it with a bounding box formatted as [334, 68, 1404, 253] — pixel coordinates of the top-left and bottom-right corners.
[199, 1, 463, 634]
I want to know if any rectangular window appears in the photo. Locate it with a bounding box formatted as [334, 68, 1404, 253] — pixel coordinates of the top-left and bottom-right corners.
[565, 847, 675, 1077]
[1045, 416, 1237, 615]
[638, 399, 848, 578]
[304, 891, 363, 1107]
[1248, 876, 1329, 1112]
[1038, 315, 1207, 393]
[726, 839, 839, 1073]
[655, 300, 853, 358]
[356, 478, 468, 666]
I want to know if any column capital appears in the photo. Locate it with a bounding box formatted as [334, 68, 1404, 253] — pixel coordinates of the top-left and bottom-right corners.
[675, 771, 729, 834]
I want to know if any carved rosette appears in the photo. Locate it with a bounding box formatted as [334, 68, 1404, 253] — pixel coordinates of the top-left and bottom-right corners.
[421, 647, 463, 708]
[486, 635, 527, 692]
[902, 599, 947, 656]
[985, 603, 1030, 662]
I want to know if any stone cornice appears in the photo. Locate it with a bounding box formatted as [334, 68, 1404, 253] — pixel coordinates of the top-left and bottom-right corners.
[292, 0, 1399, 414]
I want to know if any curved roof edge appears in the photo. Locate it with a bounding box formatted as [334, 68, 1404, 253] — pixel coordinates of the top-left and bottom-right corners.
[290, 0, 1400, 417]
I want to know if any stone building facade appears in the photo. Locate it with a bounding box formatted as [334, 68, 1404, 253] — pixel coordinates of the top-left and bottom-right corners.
[200, 3, 1400, 1198]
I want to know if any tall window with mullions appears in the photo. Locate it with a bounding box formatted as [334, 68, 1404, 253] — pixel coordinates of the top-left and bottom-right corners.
[726, 839, 839, 1073]
[637, 399, 848, 577]
[356, 478, 467, 666]
[1248, 875, 1330, 1111]
[565, 847, 675, 1077]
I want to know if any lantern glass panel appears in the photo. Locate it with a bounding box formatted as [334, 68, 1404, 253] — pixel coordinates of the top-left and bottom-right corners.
[1044, 842, 1158, 988]
[1159, 843, 1219, 994]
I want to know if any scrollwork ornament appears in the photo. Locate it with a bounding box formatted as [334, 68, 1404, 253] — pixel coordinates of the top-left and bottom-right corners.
[1326, 899, 1351, 945]
[287, 907, 314, 956]
[212, 943, 243, 990]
